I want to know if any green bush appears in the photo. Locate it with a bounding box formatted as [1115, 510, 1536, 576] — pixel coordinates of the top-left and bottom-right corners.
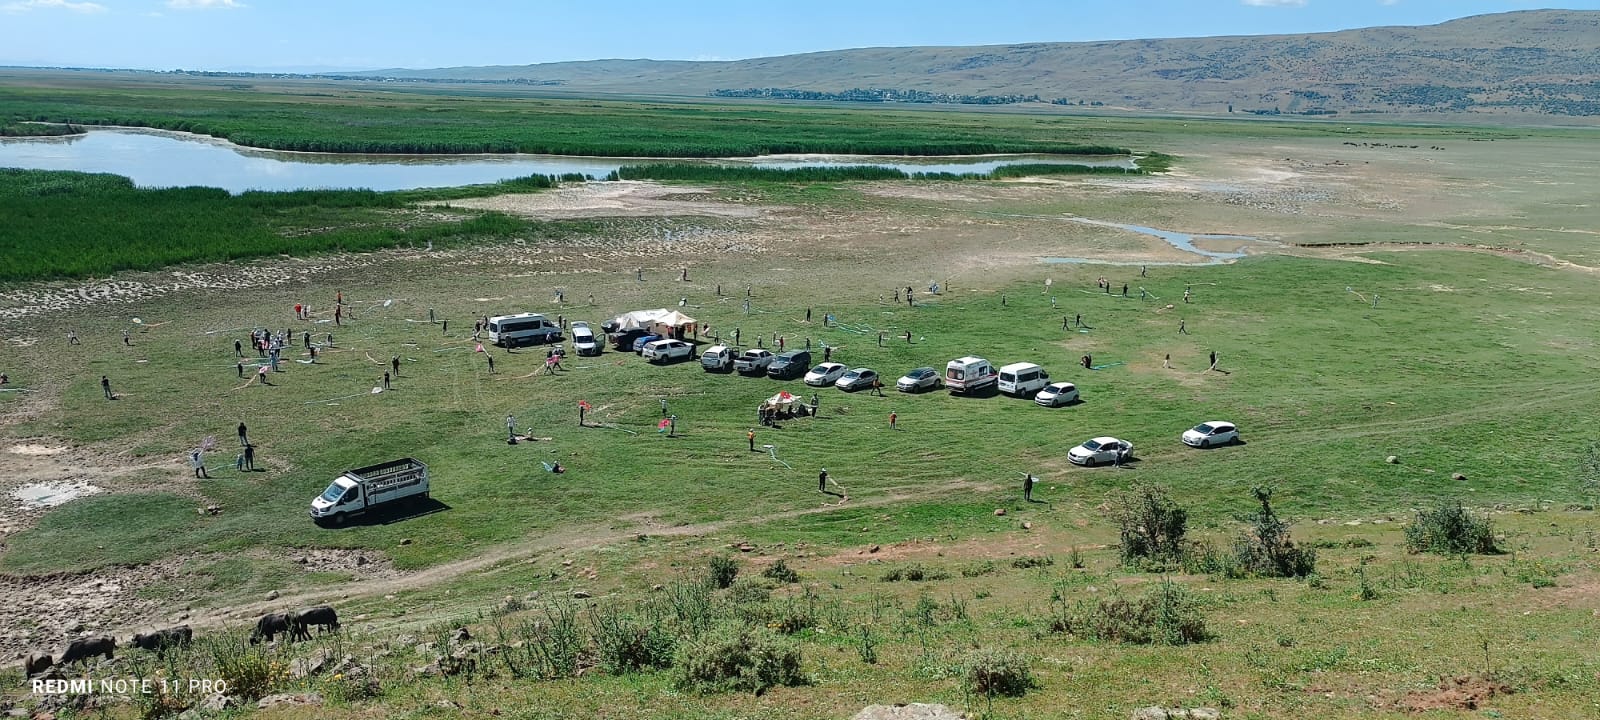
[961, 648, 1037, 698]
[673, 624, 806, 695]
[708, 555, 740, 589]
[1011, 555, 1054, 569]
[1404, 501, 1501, 555]
[960, 560, 997, 577]
[1112, 483, 1190, 566]
[1050, 580, 1211, 646]
[590, 606, 676, 674]
[761, 559, 800, 584]
[1235, 487, 1317, 578]
[880, 563, 951, 582]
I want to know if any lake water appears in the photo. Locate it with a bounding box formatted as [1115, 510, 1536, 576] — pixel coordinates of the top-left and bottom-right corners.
[0, 128, 1136, 194]
[1043, 218, 1259, 265]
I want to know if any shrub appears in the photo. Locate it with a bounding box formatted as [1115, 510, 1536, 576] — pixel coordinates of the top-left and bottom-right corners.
[1111, 484, 1190, 565]
[960, 560, 997, 577]
[1404, 501, 1501, 555]
[1235, 487, 1317, 578]
[880, 563, 951, 582]
[762, 559, 800, 584]
[1050, 579, 1211, 645]
[673, 624, 805, 695]
[769, 595, 817, 635]
[708, 555, 740, 589]
[1011, 555, 1054, 569]
[961, 648, 1037, 698]
[590, 605, 676, 674]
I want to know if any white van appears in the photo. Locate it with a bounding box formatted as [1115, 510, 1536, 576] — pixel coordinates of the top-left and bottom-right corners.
[487, 313, 561, 347]
[997, 362, 1050, 397]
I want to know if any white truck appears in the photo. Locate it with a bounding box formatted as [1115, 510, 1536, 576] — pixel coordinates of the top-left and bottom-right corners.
[310, 458, 429, 526]
[945, 356, 998, 395]
[700, 345, 735, 372]
[734, 349, 776, 374]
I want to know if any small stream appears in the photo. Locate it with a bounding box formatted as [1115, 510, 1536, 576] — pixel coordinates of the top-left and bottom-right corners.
[1043, 217, 1265, 266]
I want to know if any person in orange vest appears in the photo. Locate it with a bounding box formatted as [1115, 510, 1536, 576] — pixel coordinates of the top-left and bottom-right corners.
[747, 428, 756, 452]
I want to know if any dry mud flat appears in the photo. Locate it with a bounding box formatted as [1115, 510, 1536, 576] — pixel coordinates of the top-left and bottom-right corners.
[433, 181, 769, 219]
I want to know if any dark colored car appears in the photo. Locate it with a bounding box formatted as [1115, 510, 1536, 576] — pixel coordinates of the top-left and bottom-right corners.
[608, 328, 651, 351]
[631, 333, 663, 354]
[767, 350, 813, 380]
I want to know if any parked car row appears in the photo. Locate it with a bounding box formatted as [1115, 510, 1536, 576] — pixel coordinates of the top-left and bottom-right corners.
[644, 341, 1244, 462]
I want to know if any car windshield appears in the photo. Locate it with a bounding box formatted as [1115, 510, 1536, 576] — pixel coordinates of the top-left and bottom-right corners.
[843, 371, 860, 380]
[911, 368, 932, 378]
[1194, 423, 1216, 434]
[319, 482, 346, 504]
[1081, 440, 1103, 451]
[809, 366, 830, 374]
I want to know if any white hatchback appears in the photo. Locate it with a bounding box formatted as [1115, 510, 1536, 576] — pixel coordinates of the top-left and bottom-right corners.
[1182, 421, 1239, 448]
[1034, 382, 1080, 407]
[1068, 437, 1133, 467]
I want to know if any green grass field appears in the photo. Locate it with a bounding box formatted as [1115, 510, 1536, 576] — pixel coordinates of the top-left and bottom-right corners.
[2, 82, 1599, 718]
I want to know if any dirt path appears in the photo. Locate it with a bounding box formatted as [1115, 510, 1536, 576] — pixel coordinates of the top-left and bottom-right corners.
[168, 478, 1003, 634]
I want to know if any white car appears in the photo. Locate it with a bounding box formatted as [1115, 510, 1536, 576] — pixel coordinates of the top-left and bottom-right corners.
[804, 362, 848, 386]
[1182, 421, 1239, 448]
[835, 368, 879, 392]
[1034, 382, 1080, 407]
[1068, 437, 1133, 467]
[570, 322, 601, 356]
[641, 339, 694, 364]
[896, 367, 942, 393]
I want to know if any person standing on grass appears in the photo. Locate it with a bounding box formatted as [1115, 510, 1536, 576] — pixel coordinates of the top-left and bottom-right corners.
[660, 399, 669, 418]
[1209, 350, 1217, 370]
[234, 339, 243, 357]
[487, 354, 496, 374]
[872, 377, 884, 396]
[1075, 313, 1082, 329]
[1023, 473, 1036, 502]
[1163, 353, 1172, 369]
[391, 355, 400, 377]
[1179, 319, 1188, 335]
[244, 443, 256, 471]
[1183, 288, 1192, 304]
[1122, 283, 1129, 297]
[888, 411, 897, 430]
[101, 375, 113, 399]
[190, 449, 209, 479]
[303, 331, 310, 349]
[819, 468, 829, 493]
[748, 428, 756, 452]
[122, 330, 131, 346]
[236, 362, 244, 379]
[257, 365, 271, 386]
[382, 371, 391, 391]
[238, 422, 248, 447]
[68, 330, 80, 345]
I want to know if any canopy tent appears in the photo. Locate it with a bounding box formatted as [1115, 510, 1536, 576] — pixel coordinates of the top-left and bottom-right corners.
[765, 390, 801, 407]
[606, 308, 698, 339]
[758, 390, 812, 424]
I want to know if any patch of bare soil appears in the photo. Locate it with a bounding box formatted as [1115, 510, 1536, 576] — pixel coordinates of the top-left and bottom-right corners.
[0, 441, 206, 541]
[1387, 674, 1513, 713]
[432, 181, 770, 220]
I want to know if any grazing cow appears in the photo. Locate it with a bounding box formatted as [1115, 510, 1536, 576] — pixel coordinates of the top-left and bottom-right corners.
[58, 636, 116, 665]
[131, 625, 193, 653]
[294, 606, 340, 636]
[24, 653, 53, 677]
[249, 613, 302, 645]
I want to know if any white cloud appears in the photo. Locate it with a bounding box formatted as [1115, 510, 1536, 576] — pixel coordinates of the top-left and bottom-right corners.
[2, 0, 108, 13]
[1242, 0, 1308, 6]
[166, 0, 245, 8]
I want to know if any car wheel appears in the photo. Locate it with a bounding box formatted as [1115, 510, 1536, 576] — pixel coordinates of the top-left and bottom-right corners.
[1201, 439, 1211, 449]
[1083, 457, 1096, 468]
[330, 512, 346, 527]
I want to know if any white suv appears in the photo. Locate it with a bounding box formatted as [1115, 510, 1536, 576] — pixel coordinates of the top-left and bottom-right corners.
[642, 339, 694, 364]
[1182, 421, 1238, 448]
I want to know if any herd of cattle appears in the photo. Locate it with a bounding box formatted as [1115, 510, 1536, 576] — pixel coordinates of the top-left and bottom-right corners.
[21, 606, 340, 678]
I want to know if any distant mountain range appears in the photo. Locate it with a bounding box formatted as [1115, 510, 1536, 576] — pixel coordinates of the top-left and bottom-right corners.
[358, 10, 1600, 117]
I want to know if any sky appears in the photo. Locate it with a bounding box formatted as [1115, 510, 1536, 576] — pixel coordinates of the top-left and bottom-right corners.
[2, 0, 1597, 73]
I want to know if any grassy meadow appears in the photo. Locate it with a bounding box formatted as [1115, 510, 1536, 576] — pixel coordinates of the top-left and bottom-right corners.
[2, 82, 1599, 718]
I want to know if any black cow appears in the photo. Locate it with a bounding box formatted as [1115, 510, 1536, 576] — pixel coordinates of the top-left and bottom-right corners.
[294, 606, 339, 636]
[249, 613, 304, 645]
[131, 625, 193, 653]
[24, 653, 53, 677]
[58, 636, 115, 665]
